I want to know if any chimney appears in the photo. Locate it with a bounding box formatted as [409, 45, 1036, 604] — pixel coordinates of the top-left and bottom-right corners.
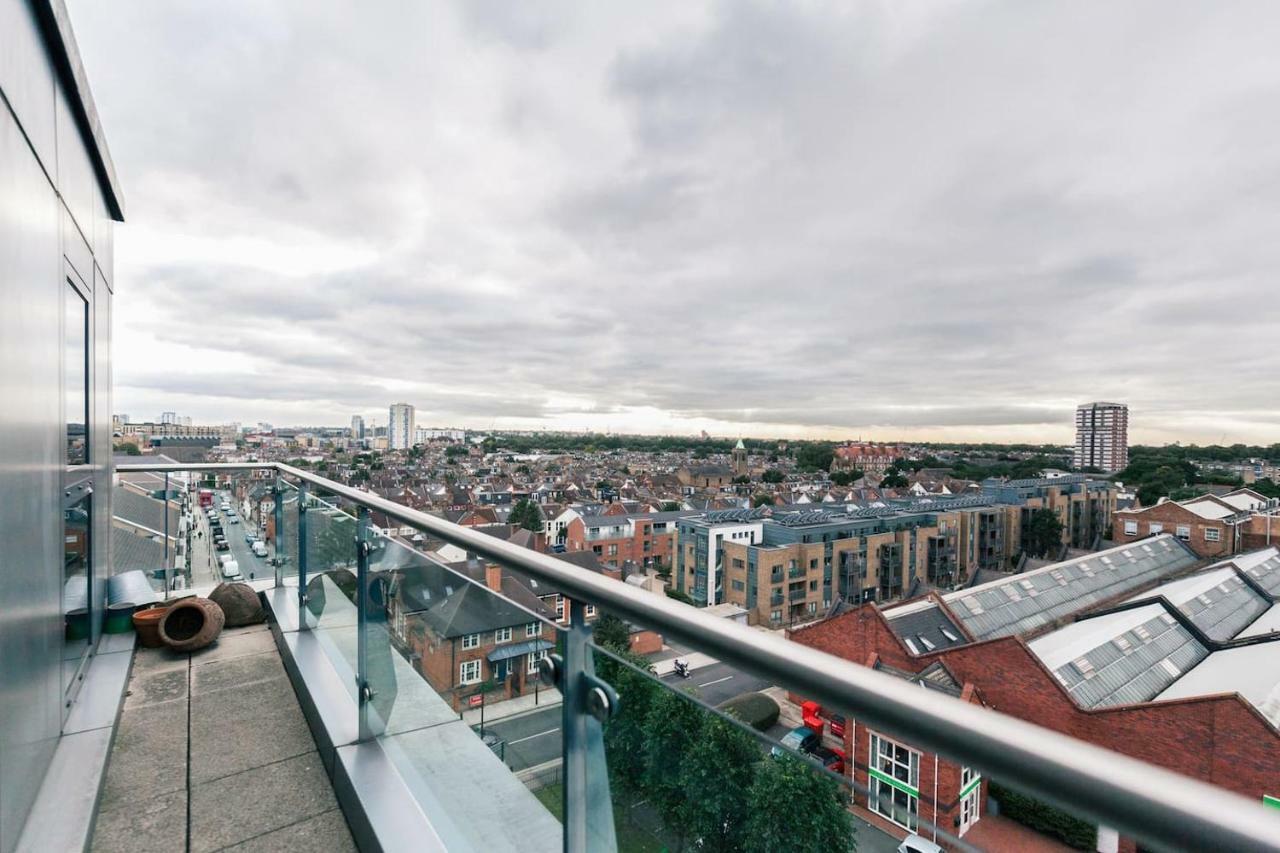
[485, 562, 503, 593]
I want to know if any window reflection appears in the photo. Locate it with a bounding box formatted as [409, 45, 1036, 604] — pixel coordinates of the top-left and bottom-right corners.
[63, 491, 92, 696]
[66, 284, 88, 465]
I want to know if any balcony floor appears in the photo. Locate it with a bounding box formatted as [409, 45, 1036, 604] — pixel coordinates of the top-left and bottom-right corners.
[90, 623, 356, 853]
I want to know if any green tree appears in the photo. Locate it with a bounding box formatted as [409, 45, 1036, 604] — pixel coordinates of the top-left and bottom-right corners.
[661, 501, 681, 512]
[732, 474, 751, 484]
[509, 499, 543, 532]
[830, 469, 862, 486]
[113, 442, 142, 456]
[592, 612, 630, 652]
[879, 467, 909, 489]
[762, 469, 785, 484]
[679, 716, 760, 852]
[596, 648, 658, 804]
[753, 494, 774, 508]
[742, 755, 856, 853]
[643, 689, 707, 838]
[666, 587, 694, 605]
[1024, 507, 1065, 558]
[795, 443, 836, 472]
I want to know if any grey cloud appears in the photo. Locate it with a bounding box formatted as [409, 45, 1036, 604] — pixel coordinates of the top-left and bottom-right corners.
[69, 0, 1280, 439]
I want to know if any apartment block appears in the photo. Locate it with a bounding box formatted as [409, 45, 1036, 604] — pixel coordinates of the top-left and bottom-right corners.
[1073, 402, 1129, 473]
[563, 510, 691, 569]
[982, 474, 1117, 553]
[388, 402, 415, 450]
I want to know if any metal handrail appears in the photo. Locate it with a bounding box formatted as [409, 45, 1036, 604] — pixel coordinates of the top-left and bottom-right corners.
[118, 462, 1280, 851]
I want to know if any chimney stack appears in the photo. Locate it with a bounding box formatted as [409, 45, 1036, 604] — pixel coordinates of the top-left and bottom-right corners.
[485, 562, 503, 593]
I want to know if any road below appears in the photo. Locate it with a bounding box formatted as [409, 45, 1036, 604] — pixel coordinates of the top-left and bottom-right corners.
[482, 705, 562, 771]
[659, 660, 772, 707]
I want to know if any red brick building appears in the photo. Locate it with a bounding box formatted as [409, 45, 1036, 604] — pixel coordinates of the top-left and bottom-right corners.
[563, 511, 686, 570]
[789, 545, 1280, 852]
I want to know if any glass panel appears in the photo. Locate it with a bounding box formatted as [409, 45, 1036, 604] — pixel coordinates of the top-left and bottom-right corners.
[299, 491, 360, 701]
[190, 473, 273, 588]
[272, 479, 298, 584]
[587, 638, 857, 853]
[65, 283, 88, 465]
[63, 490, 92, 705]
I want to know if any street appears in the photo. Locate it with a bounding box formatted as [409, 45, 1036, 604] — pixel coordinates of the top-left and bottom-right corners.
[481, 705, 562, 771]
[659, 659, 772, 707]
[192, 490, 272, 586]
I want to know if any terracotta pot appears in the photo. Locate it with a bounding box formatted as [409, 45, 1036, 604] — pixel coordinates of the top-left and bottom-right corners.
[132, 605, 169, 648]
[158, 597, 225, 652]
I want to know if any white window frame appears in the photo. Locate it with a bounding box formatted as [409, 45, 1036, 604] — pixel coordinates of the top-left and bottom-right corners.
[959, 766, 982, 836]
[526, 622, 540, 638]
[1204, 527, 1221, 542]
[461, 633, 480, 650]
[527, 649, 546, 675]
[495, 627, 512, 644]
[1123, 520, 1138, 535]
[585, 604, 596, 617]
[868, 732, 920, 832]
[459, 659, 481, 684]
[1148, 522, 1163, 534]
[555, 596, 566, 622]
[1176, 525, 1191, 540]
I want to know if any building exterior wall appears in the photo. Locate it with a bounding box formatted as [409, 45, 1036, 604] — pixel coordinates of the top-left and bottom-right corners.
[1074, 402, 1129, 473]
[0, 3, 121, 848]
[388, 402, 415, 450]
[1112, 503, 1234, 558]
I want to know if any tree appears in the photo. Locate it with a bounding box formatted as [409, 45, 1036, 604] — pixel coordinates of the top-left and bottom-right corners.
[742, 755, 856, 853]
[732, 474, 751, 484]
[762, 469, 785, 484]
[795, 443, 836, 472]
[596, 648, 659, 804]
[666, 587, 694, 605]
[643, 689, 707, 836]
[879, 467, 909, 489]
[753, 494, 774, 508]
[661, 501, 681, 512]
[679, 716, 760, 852]
[481, 436, 498, 454]
[113, 442, 142, 456]
[592, 612, 630, 653]
[830, 469, 862, 486]
[509, 499, 543, 532]
[1024, 507, 1064, 558]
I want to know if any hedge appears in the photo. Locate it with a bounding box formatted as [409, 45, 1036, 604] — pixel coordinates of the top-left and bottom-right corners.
[717, 692, 780, 731]
[987, 780, 1095, 850]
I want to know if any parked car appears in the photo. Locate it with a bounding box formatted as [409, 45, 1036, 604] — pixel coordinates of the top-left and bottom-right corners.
[227, 514, 239, 524]
[771, 726, 819, 758]
[896, 835, 943, 853]
[220, 559, 241, 580]
[251, 541, 268, 558]
[812, 746, 846, 775]
[215, 540, 229, 552]
[244, 531, 257, 544]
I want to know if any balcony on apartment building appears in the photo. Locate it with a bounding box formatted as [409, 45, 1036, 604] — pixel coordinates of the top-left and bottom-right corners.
[17, 461, 1280, 853]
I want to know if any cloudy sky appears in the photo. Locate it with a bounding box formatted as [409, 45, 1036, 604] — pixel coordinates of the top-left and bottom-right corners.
[69, 1, 1280, 445]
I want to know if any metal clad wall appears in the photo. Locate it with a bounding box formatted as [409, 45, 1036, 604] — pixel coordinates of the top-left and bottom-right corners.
[0, 1, 116, 849]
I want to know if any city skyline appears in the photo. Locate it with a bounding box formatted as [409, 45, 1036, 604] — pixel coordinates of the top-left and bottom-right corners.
[69, 2, 1280, 445]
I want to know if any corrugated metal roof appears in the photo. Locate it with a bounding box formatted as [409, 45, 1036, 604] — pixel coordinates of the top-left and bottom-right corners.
[942, 535, 1197, 641]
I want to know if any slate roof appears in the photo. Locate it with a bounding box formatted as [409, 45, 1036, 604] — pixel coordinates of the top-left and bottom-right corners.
[113, 486, 180, 535]
[941, 535, 1198, 641]
[884, 601, 968, 653]
[874, 660, 964, 697]
[112, 525, 165, 573]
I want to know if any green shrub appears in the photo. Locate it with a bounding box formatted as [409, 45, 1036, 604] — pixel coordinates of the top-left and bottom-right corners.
[718, 692, 780, 731]
[988, 781, 1095, 850]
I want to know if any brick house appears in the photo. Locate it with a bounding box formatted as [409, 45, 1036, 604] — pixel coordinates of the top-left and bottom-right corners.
[563, 511, 688, 570]
[390, 561, 556, 711]
[1113, 494, 1241, 558]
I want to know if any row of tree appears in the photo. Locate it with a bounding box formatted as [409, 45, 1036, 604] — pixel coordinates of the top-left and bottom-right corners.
[591, 620, 857, 852]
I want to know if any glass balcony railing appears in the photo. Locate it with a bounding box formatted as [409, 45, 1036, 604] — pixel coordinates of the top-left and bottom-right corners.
[115, 462, 1280, 853]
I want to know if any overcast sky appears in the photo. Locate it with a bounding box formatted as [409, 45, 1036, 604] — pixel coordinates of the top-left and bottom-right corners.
[69, 1, 1280, 445]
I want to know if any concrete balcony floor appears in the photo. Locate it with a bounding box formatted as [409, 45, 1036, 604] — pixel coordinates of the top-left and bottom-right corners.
[90, 623, 356, 853]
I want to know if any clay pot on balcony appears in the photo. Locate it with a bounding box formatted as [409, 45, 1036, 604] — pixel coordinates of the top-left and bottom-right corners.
[158, 597, 225, 652]
[132, 604, 170, 648]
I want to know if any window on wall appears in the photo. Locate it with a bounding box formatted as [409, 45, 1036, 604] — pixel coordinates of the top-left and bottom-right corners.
[459, 660, 481, 684]
[1149, 522, 1164, 534]
[527, 650, 547, 675]
[1123, 520, 1138, 535]
[63, 489, 92, 695]
[65, 283, 89, 465]
[1176, 525, 1191, 540]
[869, 733, 920, 832]
[461, 633, 479, 650]
[495, 627, 512, 643]
[526, 622, 540, 638]
[1205, 528, 1221, 542]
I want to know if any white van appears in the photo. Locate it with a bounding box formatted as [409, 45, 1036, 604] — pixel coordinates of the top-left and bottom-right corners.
[221, 559, 241, 580]
[251, 541, 268, 558]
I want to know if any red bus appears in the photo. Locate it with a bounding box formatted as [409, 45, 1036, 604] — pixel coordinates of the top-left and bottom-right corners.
[198, 489, 214, 508]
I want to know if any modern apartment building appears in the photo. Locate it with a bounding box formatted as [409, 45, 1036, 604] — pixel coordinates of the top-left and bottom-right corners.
[1073, 402, 1129, 473]
[982, 474, 1118, 552]
[388, 402, 415, 450]
[563, 510, 692, 570]
[350, 414, 365, 440]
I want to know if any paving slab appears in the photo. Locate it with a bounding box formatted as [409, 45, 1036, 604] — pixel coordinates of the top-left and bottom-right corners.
[123, 667, 188, 710]
[130, 645, 190, 674]
[90, 787, 186, 853]
[188, 628, 276, 665]
[190, 649, 285, 694]
[217, 808, 356, 853]
[190, 676, 315, 784]
[189, 752, 336, 853]
[97, 698, 188, 812]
